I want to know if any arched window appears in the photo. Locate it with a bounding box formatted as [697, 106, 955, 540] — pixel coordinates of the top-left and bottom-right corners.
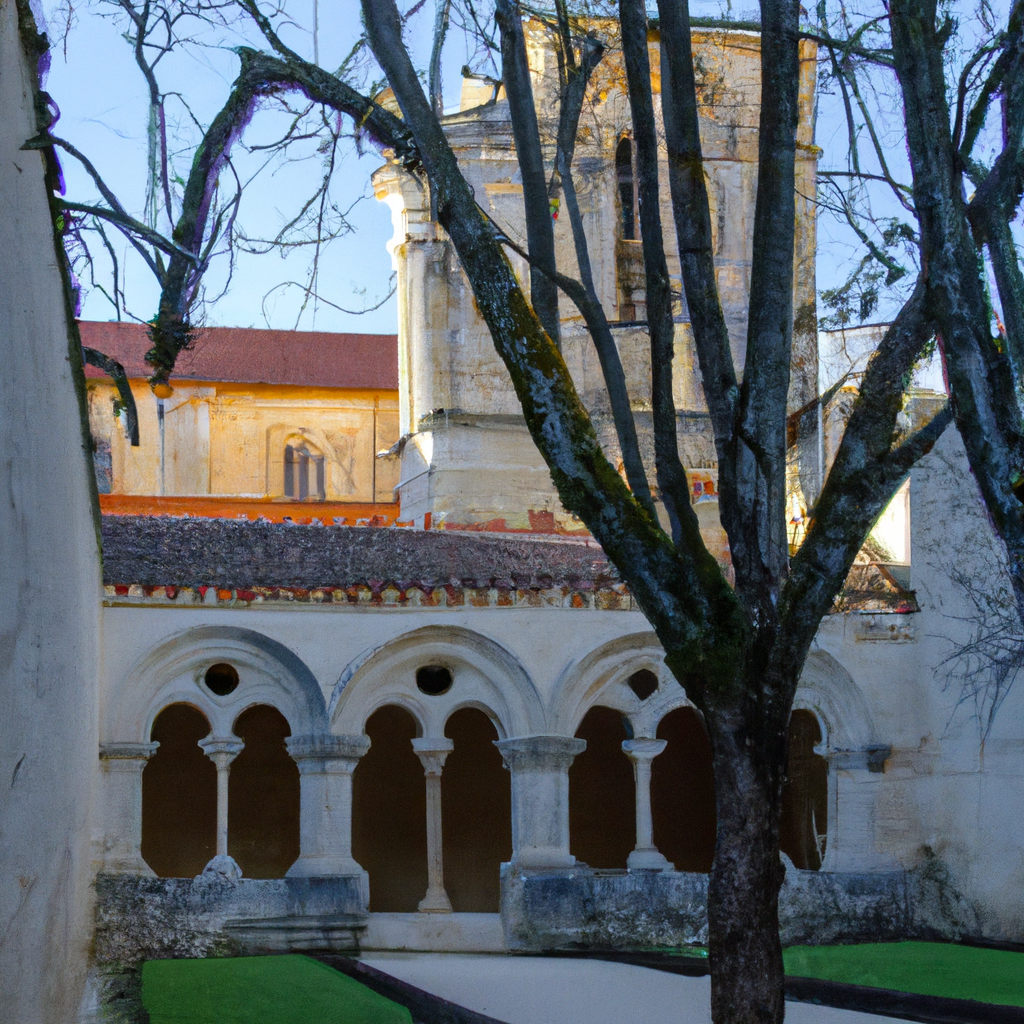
[442, 708, 511, 912]
[284, 439, 325, 501]
[228, 705, 300, 878]
[652, 707, 716, 873]
[352, 706, 427, 911]
[616, 137, 637, 240]
[780, 709, 828, 870]
[142, 704, 217, 877]
[569, 706, 635, 869]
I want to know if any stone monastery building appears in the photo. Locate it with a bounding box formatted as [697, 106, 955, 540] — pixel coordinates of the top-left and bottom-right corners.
[81, 19, 1022, 993]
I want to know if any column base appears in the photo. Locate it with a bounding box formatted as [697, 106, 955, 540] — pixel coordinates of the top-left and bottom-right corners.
[627, 848, 673, 871]
[418, 886, 453, 913]
[199, 854, 242, 882]
[512, 847, 578, 871]
[286, 856, 366, 878]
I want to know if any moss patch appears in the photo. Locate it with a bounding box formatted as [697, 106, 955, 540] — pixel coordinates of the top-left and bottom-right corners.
[142, 955, 413, 1024]
[784, 942, 1024, 1007]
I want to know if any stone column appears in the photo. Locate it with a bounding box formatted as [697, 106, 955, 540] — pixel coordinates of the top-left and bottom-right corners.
[622, 738, 672, 871]
[98, 742, 160, 875]
[412, 737, 454, 912]
[495, 736, 586, 870]
[198, 736, 244, 877]
[285, 735, 370, 879]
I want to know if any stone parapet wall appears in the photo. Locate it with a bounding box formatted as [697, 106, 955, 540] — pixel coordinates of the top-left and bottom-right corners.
[94, 874, 366, 966]
[501, 863, 980, 951]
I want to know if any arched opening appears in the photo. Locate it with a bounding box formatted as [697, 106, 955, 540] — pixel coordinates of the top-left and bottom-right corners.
[284, 437, 325, 501]
[615, 137, 637, 240]
[569, 706, 635, 869]
[228, 705, 300, 878]
[352, 705, 427, 912]
[141, 704, 216, 877]
[652, 707, 717, 873]
[780, 709, 828, 870]
[442, 708, 511, 912]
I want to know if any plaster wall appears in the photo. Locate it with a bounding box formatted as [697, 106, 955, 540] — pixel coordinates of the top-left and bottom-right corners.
[88, 380, 400, 501]
[813, 426, 1024, 937]
[0, 2, 102, 1018]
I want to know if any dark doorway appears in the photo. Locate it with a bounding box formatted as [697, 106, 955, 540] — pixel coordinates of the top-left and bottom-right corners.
[228, 704, 300, 878]
[651, 707, 717, 873]
[142, 703, 216, 877]
[780, 709, 828, 870]
[352, 705, 427, 911]
[569, 706, 635, 869]
[442, 708, 511, 912]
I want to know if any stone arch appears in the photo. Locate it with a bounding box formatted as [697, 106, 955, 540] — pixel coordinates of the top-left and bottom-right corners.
[330, 625, 545, 739]
[794, 648, 881, 753]
[792, 649, 881, 872]
[106, 625, 328, 744]
[551, 632, 696, 739]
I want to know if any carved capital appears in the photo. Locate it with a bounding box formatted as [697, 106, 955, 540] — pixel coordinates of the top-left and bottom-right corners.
[198, 736, 244, 769]
[622, 738, 667, 765]
[286, 734, 370, 773]
[495, 735, 587, 773]
[411, 737, 454, 776]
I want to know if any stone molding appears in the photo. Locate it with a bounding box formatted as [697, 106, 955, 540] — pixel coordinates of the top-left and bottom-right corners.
[99, 742, 160, 762]
[830, 745, 891, 772]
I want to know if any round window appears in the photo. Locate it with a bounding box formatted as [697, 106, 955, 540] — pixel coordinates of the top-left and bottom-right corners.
[627, 668, 658, 701]
[416, 665, 453, 696]
[204, 662, 240, 696]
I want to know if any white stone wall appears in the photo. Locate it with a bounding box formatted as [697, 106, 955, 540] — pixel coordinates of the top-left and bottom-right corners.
[0, 2, 102, 1018]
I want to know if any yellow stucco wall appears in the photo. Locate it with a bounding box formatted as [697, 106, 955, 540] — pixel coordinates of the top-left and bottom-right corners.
[88, 380, 400, 503]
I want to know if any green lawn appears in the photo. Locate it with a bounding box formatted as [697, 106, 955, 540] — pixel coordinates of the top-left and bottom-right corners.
[783, 941, 1024, 1007]
[141, 955, 413, 1024]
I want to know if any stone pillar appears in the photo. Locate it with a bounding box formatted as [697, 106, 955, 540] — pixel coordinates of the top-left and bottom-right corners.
[826, 745, 896, 871]
[412, 737, 454, 912]
[622, 738, 672, 871]
[495, 736, 586, 870]
[285, 735, 370, 879]
[198, 736, 244, 876]
[98, 742, 160, 875]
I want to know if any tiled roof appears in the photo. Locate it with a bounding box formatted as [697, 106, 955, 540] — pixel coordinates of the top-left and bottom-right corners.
[79, 321, 398, 390]
[101, 515, 622, 593]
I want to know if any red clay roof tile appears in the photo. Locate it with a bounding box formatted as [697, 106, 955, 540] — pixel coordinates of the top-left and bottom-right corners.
[79, 320, 398, 390]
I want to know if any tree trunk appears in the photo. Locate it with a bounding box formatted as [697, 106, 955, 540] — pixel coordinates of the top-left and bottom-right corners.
[705, 701, 788, 1024]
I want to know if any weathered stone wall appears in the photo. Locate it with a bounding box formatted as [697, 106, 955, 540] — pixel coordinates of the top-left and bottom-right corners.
[0, 3, 102, 1020]
[90, 875, 365, 1023]
[501, 863, 979, 952]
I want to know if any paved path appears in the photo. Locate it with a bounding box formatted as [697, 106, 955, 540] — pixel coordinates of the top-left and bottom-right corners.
[362, 954, 908, 1024]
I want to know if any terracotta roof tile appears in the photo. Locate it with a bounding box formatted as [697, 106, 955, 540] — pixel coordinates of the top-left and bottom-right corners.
[79, 321, 398, 390]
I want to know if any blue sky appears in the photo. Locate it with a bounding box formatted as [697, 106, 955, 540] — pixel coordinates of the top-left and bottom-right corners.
[38, 0, 1014, 350]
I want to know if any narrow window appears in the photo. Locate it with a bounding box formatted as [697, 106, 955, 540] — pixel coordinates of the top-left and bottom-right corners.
[616, 137, 637, 240]
[284, 440, 326, 501]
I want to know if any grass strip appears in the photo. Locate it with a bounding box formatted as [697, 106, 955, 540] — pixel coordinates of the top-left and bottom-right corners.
[783, 942, 1024, 1008]
[141, 954, 414, 1024]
